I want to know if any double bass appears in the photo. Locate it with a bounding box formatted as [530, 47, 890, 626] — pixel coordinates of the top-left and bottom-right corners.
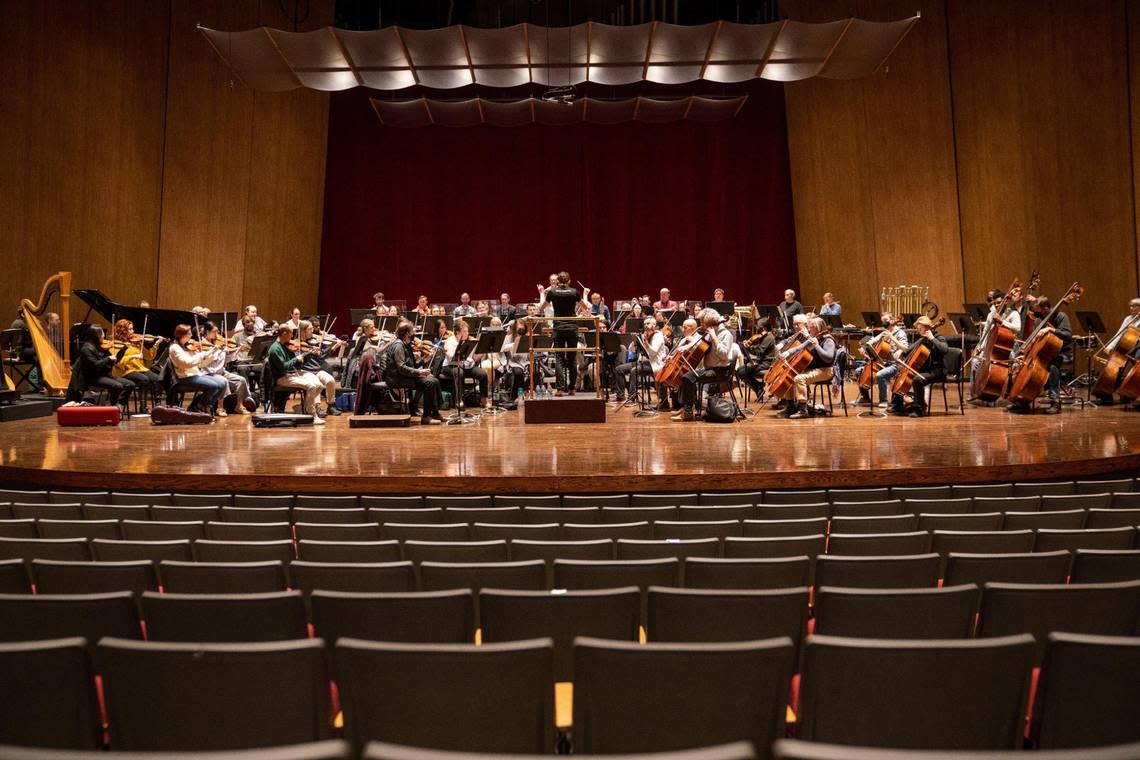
[1005, 283, 1083, 404]
[1092, 317, 1140, 398]
[970, 274, 1037, 402]
[889, 317, 947, 397]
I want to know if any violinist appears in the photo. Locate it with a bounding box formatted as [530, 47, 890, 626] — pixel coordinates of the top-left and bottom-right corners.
[614, 317, 666, 403]
[441, 318, 488, 405]
[283, 307, 302, 332]
[673, 309, 735, 422]
[199, 321, 257, 417]
[267, 326, 325, 422]
[776, 316, 836, 419]
[297, 320, 343, 416]
[109, 319, 165, 406]
[67, 325, 134, 410]
[888, 316, 948, 417]
[856, 312, 909, 408]
[737, 317, 777, 399]
[498, 319, 530, 397]
[1009, 296, 1071, 415]
[169, 324, 228, 415]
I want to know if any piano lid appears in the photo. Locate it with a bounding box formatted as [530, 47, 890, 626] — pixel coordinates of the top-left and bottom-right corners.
[75, 289, 240, 337]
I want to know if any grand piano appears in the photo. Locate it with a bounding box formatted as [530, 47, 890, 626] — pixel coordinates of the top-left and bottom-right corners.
[76, 289, 240, 337]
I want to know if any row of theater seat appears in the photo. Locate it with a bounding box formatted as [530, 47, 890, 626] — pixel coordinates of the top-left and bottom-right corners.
[3, 549, 1140, 596]
[3, 628, 1138, 753]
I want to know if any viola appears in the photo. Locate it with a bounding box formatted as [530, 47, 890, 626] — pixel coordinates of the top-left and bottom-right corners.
[1005, 283, 1083, 404]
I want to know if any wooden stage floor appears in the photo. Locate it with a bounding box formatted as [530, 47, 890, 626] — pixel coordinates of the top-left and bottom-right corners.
[2, 388, 1139, 494]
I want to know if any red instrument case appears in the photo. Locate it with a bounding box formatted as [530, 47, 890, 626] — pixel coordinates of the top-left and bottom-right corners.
[57, 405, 121, 427]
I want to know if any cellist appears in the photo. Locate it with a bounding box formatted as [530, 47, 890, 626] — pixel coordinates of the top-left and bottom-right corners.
[855, 312, 908, 407]
[1105, 298, 1140, 353]
[776, 316, 836, 419]
[887, 316, 949, 417]
[1009, 296, 1072, 415]
[672, 309, 734, 422]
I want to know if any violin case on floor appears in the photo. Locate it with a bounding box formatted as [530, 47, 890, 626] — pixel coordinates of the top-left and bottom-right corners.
[151, 405, 213, 425]
[57, 404, 120, 427]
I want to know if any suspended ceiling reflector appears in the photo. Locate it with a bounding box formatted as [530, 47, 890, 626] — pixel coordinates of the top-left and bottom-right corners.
[199, 17, 918, 93]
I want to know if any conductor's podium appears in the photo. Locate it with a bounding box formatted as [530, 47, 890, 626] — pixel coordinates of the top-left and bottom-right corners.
[523, 395, 606, 424]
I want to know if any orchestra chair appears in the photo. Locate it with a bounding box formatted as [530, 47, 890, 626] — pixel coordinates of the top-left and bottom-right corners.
[695, 365, 746, 421]
[259, 361, 306, 414]
[158, 357, 209, 412]
[922, 346, 965, 415]
[808, 347, 848, 417]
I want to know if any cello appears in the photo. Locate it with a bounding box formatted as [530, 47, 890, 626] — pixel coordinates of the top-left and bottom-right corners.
[655, 332, 710, 390]
[766, 325, 830, 399]
[1092, 317, 1140, 398]
[857, 319, 906, 391]
[889, 317, 947, 397]
[970, 274, 1036, 401]
[1005, 283, 1083, 405]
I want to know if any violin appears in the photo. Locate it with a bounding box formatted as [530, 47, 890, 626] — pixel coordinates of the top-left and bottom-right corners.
[742, 328, 769, 349]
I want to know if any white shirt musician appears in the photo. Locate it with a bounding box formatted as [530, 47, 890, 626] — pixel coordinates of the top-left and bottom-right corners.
[613, 317, 666, 401]
[1106, 298, 1140, 352]
[674, 308, 735, 421]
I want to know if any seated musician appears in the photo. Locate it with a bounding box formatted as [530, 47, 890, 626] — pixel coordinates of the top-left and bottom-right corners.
[283, 307, 302, 332]
[266, 326, 326, 423]
[497, 293, 518, 323]
[590, 291, 611, 325]
[778, 290, 804, 331]
[69, 325, 134, 409]
[110, 319, 166, 407]
[712, 288, 726, 302]
[441, 319, 488, 406]
[860, 312, 909, 407]
[1009, 297, 1071, 415]
[888, 316, 948, 417]
[242, 305, 267, 333]
[499, 319, 531, 396]
[372, 292, 386, 316]
[614, 317, 666, 403]
[297, 320, 343, 416]
[653, 288, 679, 312]
[414, 295, 431, 316]
[776, 316, 836, 419]
[737, 317, 777, 399]
[453, 293, 477, 318]
[1106, 298, 1140, 354]
[772, 313, 809, 411]
[169, 324, 228, 415]
[199, 321, 257, 416]
[476, 300, 491, 317]
[820, 292, 842, 316]
[383, 320, 444, 425]
[673, 309, 735, 422]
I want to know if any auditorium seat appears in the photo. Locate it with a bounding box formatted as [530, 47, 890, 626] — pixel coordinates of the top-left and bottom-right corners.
[233, 494, 296, 509]
[0, 591, 141, 643]
[930, 530, 1035, 556]
[562, 521, 653, 540]
[381, 523, 470, 542]
[1003, 509, 1087, 531]
[521, 506, 599, 524]
[890, 485, 953, 500]
[646, 586, 808, 647]
[1070, 549, 1140, 583]
[698, 490, 764, 506]
[830, 515, 918, 535]
[774, 739, 1140, 759]
[99, 637, 331, 750]
[159, 560, 288, 594]
[563, 494, 630, 509]
[12, 503, 84, 521]
[1087, 508, 1140, 529]
[471, 522, 561, 541]
[754, 503, 830, 521]
[0, 518, 38, 538]
[951, 483, 1014, 499]
[828, 488, 892, 503]
[360, 495, 425, 509]
[0, 638, 101, 749]
[419, 560, 546, 592]
[297, 540, 402, 564]
[289, 561, 416, 594]
[206, 521, 292, 542]
[573, 636, 795, 754]
[149, 505, 221, 522]
[632, 493, 699, 508]
[724, 535, 826, 559]
[335, 638, 553, 753]
[82, 504, 148, 521]
[652, 520, 742, 541]
[1041, 493, 1112, 511]
[813, 554, 940, 589]
[367, 508, 445, 524]
[1112, 492, 1140, 508]
[0, 558, 31, 593]
[826, 532, 931, 557]
[365, 740, 757, 760]
[742, 518, 829, 539]
[494, 494, 561, 508]
[220, 507, 292, 524]
[763, 490, 827, 505]
[402, 540, 509, 564]
[0, 741, 349, 760]
[294, 523, 383, 542]
[509, 539, 615, 564]
[107, 492, 169, 507]
[1034, 527, 1137, 552]
[121, 519, 204, 541]
[479, 587, 640, 679]
[424, 495, 493, 510]
[901, 497, 972, 515]
[601, 506, 680, 523]
[798, 634, 1036, 749]
[311, 589, 475, 643]
[683, 557, 812, 590]
[31, 559, 158, 595]
[677, 505, 757, 522]
[1035, 632, 1140, 748]
[973, 495, 1040, 513]
[918, 513, 1004, 532]
[1014, 481, 1076, 497]
[0, 536, 91, 563]
[812, 585, 980, 639]
[142, 590, 308, 642]
[171, 492, 233, 507]
[54, 490, 108, 505]
[194, 539, 295, 563]
[91, 539, 194, 563]
[445, 507, 523, 524]
[293, 508, 369, 525]
[617, 538, 721, 560]
[295, 495, 359, 510]
[0, 488, 48, 503]
[978, 580, 1140, 655]
[1075, 478, 1133, 494]
[829, 501, 905, 518]
[553, 558, 680, 590]
[943, 551, 1072, 586]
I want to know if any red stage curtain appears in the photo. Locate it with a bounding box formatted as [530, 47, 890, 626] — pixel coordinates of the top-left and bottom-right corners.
[317, 83, 798, 320]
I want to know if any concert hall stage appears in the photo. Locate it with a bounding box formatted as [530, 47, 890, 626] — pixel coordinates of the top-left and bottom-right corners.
[1, 396, 1138, 494]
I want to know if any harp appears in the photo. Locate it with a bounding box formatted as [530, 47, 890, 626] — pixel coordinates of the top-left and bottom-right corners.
[19, 271, 72, 396]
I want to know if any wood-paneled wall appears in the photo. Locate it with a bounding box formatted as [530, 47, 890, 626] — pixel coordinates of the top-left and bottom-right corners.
[0, 0, 331, 329]
[784, 0, 1140, 330]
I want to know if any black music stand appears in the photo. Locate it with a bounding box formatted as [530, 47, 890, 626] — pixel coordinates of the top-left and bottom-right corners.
[861, 311, 881, 329]
[445, 338, 478, 425]
[1069, 311, 1107, 408]
[349, 308, 375, 326]
[705, 301, 735, 318]
[612, 310, 632, 332]
[1076, 311, 1106, 336]
[965, 303, 989, 322]
[247, 335, 277, 363]
[475, 329, 507, 415]
[856, 340, 887, 419]
[376, 316, 401, 333]
[624, 334, 658, 418]
[823, 314, 843, 330]
[758, 304, 781, 331]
